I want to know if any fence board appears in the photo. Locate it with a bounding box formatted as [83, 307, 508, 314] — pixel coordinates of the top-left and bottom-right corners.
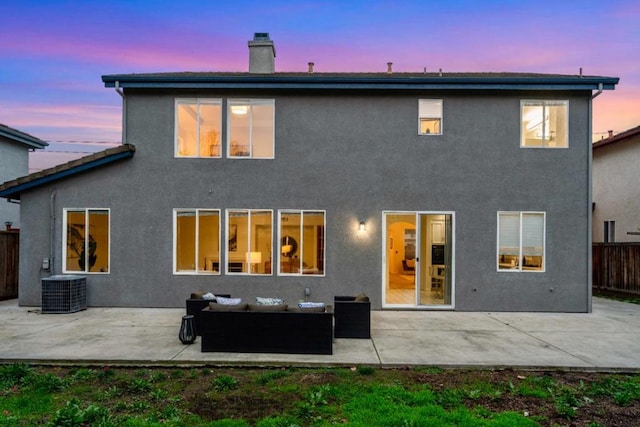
[0, 231, 19, 300]
[593, 243, 640, 296]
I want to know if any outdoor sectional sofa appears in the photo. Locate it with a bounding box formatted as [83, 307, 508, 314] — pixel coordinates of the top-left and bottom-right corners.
[199, 303, 334, 355]
[333, 294, 371, 338]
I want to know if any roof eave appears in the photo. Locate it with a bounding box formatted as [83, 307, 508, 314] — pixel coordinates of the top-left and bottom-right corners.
[102, 75, 619, 92]
[0, 145, 135, 200]
[0, 127, 48, 149]
[593, 126, 640, 150]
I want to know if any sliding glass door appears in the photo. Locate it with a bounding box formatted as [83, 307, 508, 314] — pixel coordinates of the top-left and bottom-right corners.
[383, 211, 454, 308]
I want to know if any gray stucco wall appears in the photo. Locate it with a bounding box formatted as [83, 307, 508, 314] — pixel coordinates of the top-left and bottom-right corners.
[0, 140, 29, 228]
[18, 89, 592, 311]
[593, 139, 640, 242]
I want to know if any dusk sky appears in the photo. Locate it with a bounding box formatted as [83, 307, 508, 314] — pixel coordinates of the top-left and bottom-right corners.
[2, 0, 638, 171]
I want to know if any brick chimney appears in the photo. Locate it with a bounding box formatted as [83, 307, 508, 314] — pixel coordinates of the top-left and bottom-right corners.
[248, 33, 276, 74]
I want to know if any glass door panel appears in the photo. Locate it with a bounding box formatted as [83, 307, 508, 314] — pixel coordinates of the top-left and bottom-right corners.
[384, 213, 416, 306]
[417, 213, 453, 307]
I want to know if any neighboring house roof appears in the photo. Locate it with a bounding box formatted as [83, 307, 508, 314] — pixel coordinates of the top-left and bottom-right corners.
[0, 144, 135, 200]
[103, 72, 618, 91]
[0, 123, 48, 149]
[593, 125, 640, 150]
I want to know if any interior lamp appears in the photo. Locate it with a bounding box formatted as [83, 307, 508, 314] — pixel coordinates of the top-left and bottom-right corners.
[281, 245, 293, 256]
[246, 252, 262, 273]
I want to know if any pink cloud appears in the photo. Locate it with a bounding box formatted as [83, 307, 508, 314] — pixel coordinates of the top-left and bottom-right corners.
[3, 103, 122, 143]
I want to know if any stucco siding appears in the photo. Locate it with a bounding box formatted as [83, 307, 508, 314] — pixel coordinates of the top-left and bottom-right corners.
[17, 89, 592, 311]
[0, 141, 29, 227]
[593, 140, 640, 242]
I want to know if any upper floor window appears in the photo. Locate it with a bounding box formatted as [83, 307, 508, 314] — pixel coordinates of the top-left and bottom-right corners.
[521, 100, 568, 148]
[63, 208, 110, 274]
[497, 211, 545, 272]
[176, 99, 222, 157]
[174, 209, 220, 274]
[278, 210, 326, 276]
[226, 209, 273, 274]
[228, 99, 275, 158]
[418, 99, 442, 135]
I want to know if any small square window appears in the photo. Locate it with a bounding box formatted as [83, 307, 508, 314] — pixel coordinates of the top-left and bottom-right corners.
[521, 100, 568, 148]
[419, 99, 442, 135]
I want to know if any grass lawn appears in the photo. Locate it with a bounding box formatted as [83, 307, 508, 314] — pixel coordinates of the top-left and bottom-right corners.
[1, 364, 640, 426]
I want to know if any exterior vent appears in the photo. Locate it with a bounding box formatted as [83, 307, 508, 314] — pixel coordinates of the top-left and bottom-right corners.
[42, 275, 87, 313]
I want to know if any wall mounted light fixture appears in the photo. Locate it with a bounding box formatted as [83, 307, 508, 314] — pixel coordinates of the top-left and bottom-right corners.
[359, 221, 366, 231]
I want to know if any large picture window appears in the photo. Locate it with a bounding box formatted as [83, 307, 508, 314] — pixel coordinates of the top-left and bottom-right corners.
[228, 99, 275, 158]
[497, 211, 545, 272]
[278, 210, 325, 276]
[226, 209, 273, 274]
[418, 99, 442, 135]
[174, 209, 220, 274]
[63, 208, 110, 274]
[521, 100, 568, 148]
[175, 99, 222, 157]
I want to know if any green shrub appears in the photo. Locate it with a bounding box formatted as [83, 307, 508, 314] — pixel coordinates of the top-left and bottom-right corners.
[356, 366, 375, 376]
[255, 369, 290, 385]
[213, 375, 238, 391]
[48, 400, 113, 426]
[0, 363, 32, 389]
[127, 378, 152, 393]
[29, 373, 67, 393]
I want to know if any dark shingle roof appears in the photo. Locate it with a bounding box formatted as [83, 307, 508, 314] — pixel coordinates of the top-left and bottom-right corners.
[593, 125, 640, 150]
[0, 144, 135, 200]
[0, 124, 48, 149]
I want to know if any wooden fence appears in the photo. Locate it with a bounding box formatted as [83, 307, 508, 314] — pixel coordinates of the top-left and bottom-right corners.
[593, 243, 640, 296]
[0, 230, 19, 300]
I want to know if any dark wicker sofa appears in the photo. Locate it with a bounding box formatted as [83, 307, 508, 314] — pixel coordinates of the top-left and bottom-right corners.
[199, 305, 333, 355]
[185, 294, 230, 336]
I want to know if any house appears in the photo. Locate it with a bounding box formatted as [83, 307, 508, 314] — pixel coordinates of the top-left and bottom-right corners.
[0, 34, 618, 312]
[0, 124, 47, 229]
[592, 125, 640, 242]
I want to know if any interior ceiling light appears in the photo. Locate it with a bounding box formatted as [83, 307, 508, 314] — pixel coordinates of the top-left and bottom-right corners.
[230, 105, 248, 115]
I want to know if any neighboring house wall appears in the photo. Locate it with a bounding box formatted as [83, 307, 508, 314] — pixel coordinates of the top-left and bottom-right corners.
[592, 127, 640, 242]
[14, 89, 595, 312]
[0, 141, 28, 228]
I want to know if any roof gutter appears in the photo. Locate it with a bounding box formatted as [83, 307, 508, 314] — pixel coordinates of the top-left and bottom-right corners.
[102, 75, 619, 92]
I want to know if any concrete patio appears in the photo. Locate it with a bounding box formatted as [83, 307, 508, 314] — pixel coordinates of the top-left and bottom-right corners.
[1, 297, 639, 370]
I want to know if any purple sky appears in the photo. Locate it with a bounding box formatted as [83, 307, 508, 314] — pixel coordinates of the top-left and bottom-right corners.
[2, 0, 638, 171]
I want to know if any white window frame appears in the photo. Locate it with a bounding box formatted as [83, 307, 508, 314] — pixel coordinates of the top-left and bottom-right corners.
[278, 210, 326, 277]
[418, 99, 443, 135]
[497, 211, 546, 272]
[227, 99, 275, 159]
[225, 209, 273, 275]
[62, 208, 110, 274]
[520, 100, 569, 148]
[173, 209, 221, 275]
[175, 98, 222, 158]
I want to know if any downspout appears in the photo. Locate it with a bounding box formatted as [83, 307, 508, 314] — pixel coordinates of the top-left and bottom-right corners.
[115, 81, 126, 144]
[49, 189, 56, 275]
[586, 83, 603, 313]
